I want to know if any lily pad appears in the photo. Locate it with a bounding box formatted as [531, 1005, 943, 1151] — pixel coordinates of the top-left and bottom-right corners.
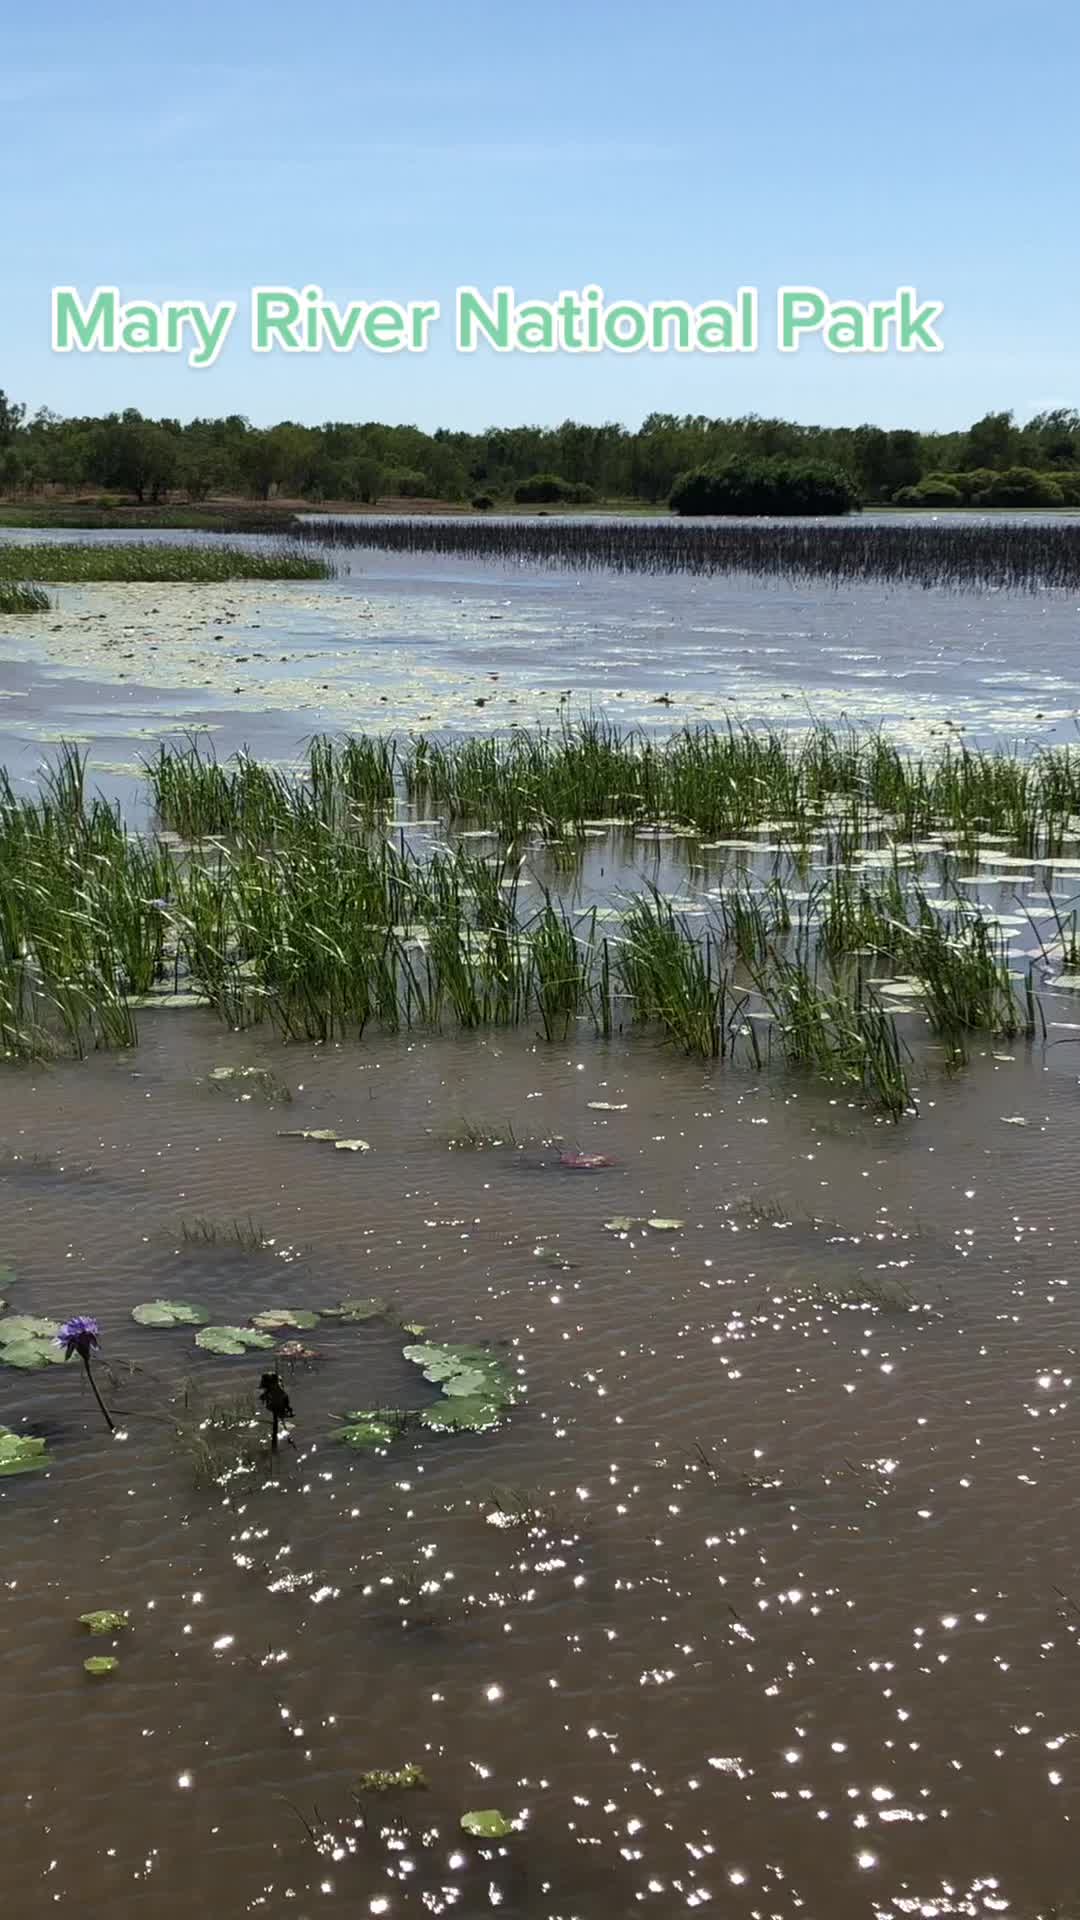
[420, 1396, 504, 1433]
[79, 1609, 129, 1634]
[587, 1101, 628, 1111]
[84, 1656, 119, 1676]
[132, 1299, 210, 1328]
[0, 1426, 50, 1475]
[646, 1218, 686, 1232]
[250, 1308, 320, 1331]
[461, 1810, 514, 1839]
[603, 1217, 645, 1233]
[0, 1318, 65, 1370]
[333, 1411, 405, 1452]
[0, 1314, 60, 1340]
[325, 1296, 389, 1322]
[278, 1128, 339, 1142]
[195, 1325, 276, 1356]
[334, 1138, 372, 1153]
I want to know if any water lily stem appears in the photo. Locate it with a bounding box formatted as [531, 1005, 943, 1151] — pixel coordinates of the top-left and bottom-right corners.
[83, 1355, 115, 1433]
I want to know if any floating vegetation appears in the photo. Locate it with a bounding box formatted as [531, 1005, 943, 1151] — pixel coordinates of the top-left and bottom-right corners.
[0, 1315, 64, 1370]
[83, 1656, 119, 1677]
[772, 1276, 919, 1313]
[354, 1762, 428, 1795]
[406, 1341, 523, 1432]
[0, 1426, 50, 1475]
[250, 1308, 320, 1330]
[333, 1409, 413, 1453]
[460, 1809, 515, 1839]
[293, 513, 1080, 595]
[0, 541, 332, 585]
[0, 581, 51, 615]
[79, 1609, 129, 1635]
[278, 1128, 340, 1143]
[323, 1296, 389, 1322]
[195, 1325, 277, 1356]
[131, 1299, 210, 1327]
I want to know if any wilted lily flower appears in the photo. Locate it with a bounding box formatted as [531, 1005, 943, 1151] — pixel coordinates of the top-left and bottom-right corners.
[56, 1315, 99, 1362]
[57, 1315, 113, 1432]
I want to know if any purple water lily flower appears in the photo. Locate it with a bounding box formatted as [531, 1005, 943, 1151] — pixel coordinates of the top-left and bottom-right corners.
[56, 1316, 113, 1432]
[57, 1315, 100, 1362]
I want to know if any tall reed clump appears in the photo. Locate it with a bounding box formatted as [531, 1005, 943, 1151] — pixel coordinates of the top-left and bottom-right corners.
[0, 582, 50, 614]
[292, 513, 1080, 595]
[0, 542, 334, 584]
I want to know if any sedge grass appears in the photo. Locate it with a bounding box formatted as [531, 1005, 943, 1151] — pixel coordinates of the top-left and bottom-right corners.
[0, 542, 333, 585]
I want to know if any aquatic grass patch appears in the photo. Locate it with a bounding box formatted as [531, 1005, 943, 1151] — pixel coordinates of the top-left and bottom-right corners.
[171, 1381, 263, 1486]
[0, 541, 333, 585]
[0, 581, 50, 614]
[293, 513, 1080, 596]
[179, 1215, 274, 1253]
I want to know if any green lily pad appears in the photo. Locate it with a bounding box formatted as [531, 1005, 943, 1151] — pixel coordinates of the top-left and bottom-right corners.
[195, 1325, 276, 1356]
[250, 1308, 320, 1331]
[84, 1656, 119, 1676]
[461, 1809, 514, 1838]
[355, 1761, 427, 1793]
[79, 1609, 129, 1634]
[420, 1396, 504, 1433]
[333, 1411, 404, 1452]
[646, 1218, 686, 1232]
[0, 1315, 61, 1340]
[334, 1138, 371, 1153]
[0, 1426, 50, 1475]
[603, 1217, 645, 1233]
[325, 1297, 389, 1322]
[0, 1319, 65, 1370]
[278, 1128, 339, 1142]
[441, 1367, 493, 1398]
[132, 1299, 210, 1328]
[404, 1341, 520, 1407]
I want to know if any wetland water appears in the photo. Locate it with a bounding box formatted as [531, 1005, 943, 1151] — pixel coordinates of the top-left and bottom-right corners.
[3, 524, 1080, 1918]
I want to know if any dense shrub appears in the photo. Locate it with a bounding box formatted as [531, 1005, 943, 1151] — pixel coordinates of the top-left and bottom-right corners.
[472, 493, 495, 511]
[514, 473, 573, 504]
[974, 467, 1065, 507]
[893, 478, 963, 507]
[670, 456, 860, 516]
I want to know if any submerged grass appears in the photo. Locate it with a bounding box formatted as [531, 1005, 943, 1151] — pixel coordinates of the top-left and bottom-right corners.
[0, 541, 333, 584]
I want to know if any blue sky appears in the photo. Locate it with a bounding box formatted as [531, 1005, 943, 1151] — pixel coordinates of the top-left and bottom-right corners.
[4, 0, 1076, 431]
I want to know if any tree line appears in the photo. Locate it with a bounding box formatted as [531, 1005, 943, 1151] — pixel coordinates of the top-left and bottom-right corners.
[0, 390, 1077, 508]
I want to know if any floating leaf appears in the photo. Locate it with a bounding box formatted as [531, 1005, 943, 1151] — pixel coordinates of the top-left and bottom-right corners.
[441, 1367, 493, 1398]
[603, 1217, 645, 1233]
[334, 1138, 372, 1153]
[84, 1656, 119, 1676]
[79, 1609, 129, 1634]
[132, 1299, 209, 1328]
[325, 1297, 389, 1322]
[250, 1308, 320, 1331]
[0, 1314, 60, 1340]
[333, 1411, 404, 1452]
[587, 1101, 628, 1111]
[0, 1426, 50, 1475]
[421, 1397, 503, 1433]
[128, 990, 211, 1009]
[195, 1325, 276, 1355]
[646, 1218, 686, 1232]
[278, 1128, 339, 1142]
[398, 1319, 427, 1337]
[461, 1809, 514, 1838]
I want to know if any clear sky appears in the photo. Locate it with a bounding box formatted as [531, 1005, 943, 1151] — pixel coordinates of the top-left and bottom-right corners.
[4, 0, 1076, 433]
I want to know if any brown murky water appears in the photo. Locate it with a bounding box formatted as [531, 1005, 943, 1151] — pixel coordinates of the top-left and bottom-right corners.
[4, 1007, 1080, 1918]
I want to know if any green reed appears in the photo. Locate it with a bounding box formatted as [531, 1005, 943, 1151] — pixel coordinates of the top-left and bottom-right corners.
[0, 542, 333, 585]
[0, 581, 50, 614]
